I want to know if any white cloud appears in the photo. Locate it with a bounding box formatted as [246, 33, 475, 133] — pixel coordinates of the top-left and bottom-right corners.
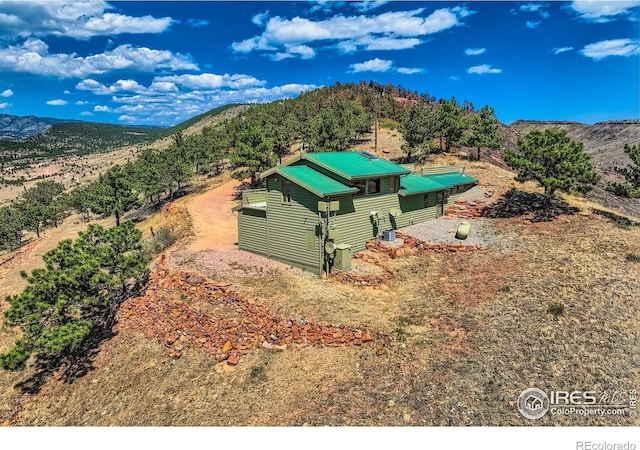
[0, 1, 173, 39]
[118, 114, 136, 122]
[155, 73, 265, 90]
[352, 1, 389, 12]
[80, 111, 93, 116]
[63, 89, 70, 94]
[580, 38, 640, 59]
[338, 36, 422, 53]
[467, 64, 502, 74]
[46, 98, 67, 106]
[75, 100, 89, 105]
[396, 67, 424, 75]
[520, 3, 544, 13]
[88, 78, 319, 126]
[449, 76, 460, 81]
[187, 18, 209, 28]
[269, 43, 316, 60]
[464, 47, 486, 56]
[0, 39, 198, 78]
[571, 1, 640, 21]
[252, 11, 269, 26]
[526, 20, 541, 28]
[553, 46, 574, 54]
[0, 88, 13, 97]
[349, 58, 393, 73]
[0, 102, 10, 109]
[231, 7, 473, 59]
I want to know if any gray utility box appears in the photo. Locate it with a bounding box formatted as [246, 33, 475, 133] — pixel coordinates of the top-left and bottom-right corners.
[382, 230, 396, 241]
[333, 244, 352, 271]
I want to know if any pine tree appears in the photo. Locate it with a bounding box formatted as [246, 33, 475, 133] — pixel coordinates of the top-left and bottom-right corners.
[436, 98, 465, 152]
[465, 105, 503, 160]
[399, 101, 437, 162]
[505, 128, 600, 206]
[606, 143, 640, 198]
[97, 165, 140, 226]
[0, 222, 146, 372]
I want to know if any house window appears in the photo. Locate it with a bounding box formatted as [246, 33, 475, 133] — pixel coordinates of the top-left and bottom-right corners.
[367, 178, 381, 195]
[390, 176, 397, 193]
[282, 179, 292, 203]
[424, 194, 429, 208]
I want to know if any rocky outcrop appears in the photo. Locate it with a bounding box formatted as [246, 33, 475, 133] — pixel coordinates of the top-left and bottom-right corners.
[0, 114, 54, 141]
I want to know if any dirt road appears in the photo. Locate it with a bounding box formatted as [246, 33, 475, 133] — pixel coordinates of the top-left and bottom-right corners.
[182, 178, 242, 252]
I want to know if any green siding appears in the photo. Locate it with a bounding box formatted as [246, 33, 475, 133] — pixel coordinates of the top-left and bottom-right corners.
[243, 189, 267, 205]
[265, 175, 322, 273]
[238, 208, 267, 255]
[421, 165, 461, 176]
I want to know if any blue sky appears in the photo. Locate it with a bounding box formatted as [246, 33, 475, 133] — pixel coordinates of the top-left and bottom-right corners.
[0, 1, 638, 126]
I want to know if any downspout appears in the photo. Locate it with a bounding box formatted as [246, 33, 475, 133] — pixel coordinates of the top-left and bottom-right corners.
[317, 209, 323, 278]
[266, 188, 270, 259]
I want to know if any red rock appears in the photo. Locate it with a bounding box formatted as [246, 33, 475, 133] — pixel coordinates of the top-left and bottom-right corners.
[227, 352, 239, 365]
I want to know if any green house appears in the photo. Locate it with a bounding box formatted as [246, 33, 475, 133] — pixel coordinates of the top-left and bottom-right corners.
[234, 151, 477, 274]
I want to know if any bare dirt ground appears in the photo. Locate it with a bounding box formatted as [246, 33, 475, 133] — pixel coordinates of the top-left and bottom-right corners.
[0, 149, 639, 426]
[182, 176, 241, 252]
[0, 146, 138, 206]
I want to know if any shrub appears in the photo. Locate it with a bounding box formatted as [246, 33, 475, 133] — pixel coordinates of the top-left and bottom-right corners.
[142, 226, 177, 260]
[625, 253, 640, 263]
[547, 300, 565, 317]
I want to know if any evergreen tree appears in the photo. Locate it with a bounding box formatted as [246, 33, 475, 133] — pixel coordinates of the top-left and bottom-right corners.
[0, 222, 146, 372]
[399, 101, 437, 162]
[505, 129, 600, 206]
[465, 105, 503, 160]
[0, 205, 25, 251]
[606, 143, 640, 198]
[230, 121, 276, 187]
[97, 165, 139, 226]
[435, 98, 465, 151]
[18, 181, 65, 238]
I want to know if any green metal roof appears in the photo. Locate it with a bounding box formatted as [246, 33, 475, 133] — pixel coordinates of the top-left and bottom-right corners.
[398, 174, 447, 196]
[302, 152, 410, 180]
[277, 166, 358, 198]
[427, 173, 478, 186]
[398, 172, 478, 196]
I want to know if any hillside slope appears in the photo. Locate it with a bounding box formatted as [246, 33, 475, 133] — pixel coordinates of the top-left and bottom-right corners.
[510, 120, 640, 170]
[508, 120, 640, 217]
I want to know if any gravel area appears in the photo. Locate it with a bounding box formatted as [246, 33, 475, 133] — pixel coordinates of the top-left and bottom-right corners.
[400, 217, 498, 248]
[166, 248, 304, 280]
[456, 185, 494, 202]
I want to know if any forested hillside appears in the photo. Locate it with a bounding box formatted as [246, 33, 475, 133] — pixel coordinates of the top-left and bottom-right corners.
[0, 121, 164, 165]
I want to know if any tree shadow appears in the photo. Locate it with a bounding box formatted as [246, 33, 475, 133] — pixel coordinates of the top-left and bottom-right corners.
[15, 328, 118, 394]
[15, 273, 148, 395]
[232, 181, 258, 201]
[482, 189, 580, 222]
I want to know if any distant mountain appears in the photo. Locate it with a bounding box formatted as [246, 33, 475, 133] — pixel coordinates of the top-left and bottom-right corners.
[0, 114, 91, 141]
[0, 120, 165, 163]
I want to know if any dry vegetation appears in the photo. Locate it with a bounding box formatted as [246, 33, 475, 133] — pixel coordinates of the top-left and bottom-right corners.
[0, 150, 638, 426]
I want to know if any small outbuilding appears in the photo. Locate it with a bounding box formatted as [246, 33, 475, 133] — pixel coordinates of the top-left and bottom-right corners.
[234, 151, 477, 274]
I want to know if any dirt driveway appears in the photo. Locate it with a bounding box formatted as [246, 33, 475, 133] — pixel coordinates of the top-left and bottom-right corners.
[182, 178, 242, 252]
